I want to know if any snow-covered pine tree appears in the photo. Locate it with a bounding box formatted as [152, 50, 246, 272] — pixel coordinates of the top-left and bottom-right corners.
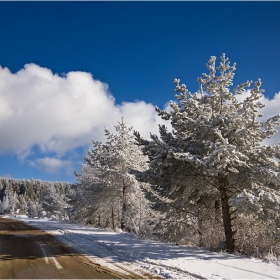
[27, 197, 37, 218]
[134, 54, 280, 253]
[18, 194, 28, 214]
[75, 118, 153, 234]
[0, 196, 9, 213]
[4, 182, 21, 214]
[39, 182, 68, 219]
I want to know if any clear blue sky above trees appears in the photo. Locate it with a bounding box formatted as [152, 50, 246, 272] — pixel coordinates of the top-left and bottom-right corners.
[0, 1, 279, 183]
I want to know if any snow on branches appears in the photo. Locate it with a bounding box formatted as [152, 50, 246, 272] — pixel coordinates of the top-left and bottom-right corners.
[134, 54, 280, 253]
[75, 118, 153, 235]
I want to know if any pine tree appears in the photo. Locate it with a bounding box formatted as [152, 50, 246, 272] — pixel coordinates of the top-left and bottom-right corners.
[39, 182, 68, 219]
[75, 118, 153, 234]
[27, 198, 36, 218]
[134, 54, 280, 253]
[18, 194, 28, 214]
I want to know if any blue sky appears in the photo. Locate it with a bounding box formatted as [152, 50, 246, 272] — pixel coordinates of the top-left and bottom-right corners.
[0, 1, 280, 183]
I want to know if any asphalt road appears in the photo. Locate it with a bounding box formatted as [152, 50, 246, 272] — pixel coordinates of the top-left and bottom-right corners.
[0, 217, 146, 279]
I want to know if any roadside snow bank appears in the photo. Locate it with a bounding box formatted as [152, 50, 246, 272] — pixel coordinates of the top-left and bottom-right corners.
[6, 215, 280, 279]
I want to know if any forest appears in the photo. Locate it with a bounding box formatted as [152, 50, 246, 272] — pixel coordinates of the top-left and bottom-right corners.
[1, 54, 279, 260]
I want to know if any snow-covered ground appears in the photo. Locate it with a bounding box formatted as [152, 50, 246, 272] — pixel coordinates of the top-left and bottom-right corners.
[5, 215, 280, 279]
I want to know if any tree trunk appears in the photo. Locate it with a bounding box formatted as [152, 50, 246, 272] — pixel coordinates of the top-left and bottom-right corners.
[138, 196, 142, 235]
[214, 200, 220, 222]
[121, 184, 127, 231]
[111, 206, 115, 230]
[219, 181, 235, 253]
[98, 214, 101, 227]
[197, 209, 203, 247]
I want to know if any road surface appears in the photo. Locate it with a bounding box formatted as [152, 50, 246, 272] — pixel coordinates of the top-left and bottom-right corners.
[0, 217, 149, 279]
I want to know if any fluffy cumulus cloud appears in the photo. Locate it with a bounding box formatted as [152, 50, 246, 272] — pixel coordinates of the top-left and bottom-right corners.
[0, 64, 168, 173]
[28, 157, 73, 174]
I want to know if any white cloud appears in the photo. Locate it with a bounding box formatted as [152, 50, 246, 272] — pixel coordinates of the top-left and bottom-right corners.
[118, 101, 169, 139]
[28, 157, 73, 174]
[0, 64, 168, 173]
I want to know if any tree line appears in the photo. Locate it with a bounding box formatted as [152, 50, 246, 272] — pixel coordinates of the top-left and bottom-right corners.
[0, 178, 71, 220]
